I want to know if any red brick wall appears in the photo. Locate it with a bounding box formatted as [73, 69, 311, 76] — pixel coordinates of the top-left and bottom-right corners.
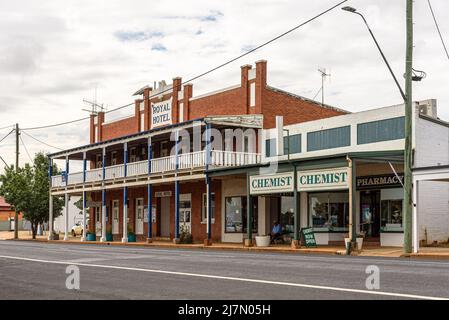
[262, 88, 347, 129]
[188, 87, 245, 119]
[102, 117, 138, 141]
[88, 179, 222, 243]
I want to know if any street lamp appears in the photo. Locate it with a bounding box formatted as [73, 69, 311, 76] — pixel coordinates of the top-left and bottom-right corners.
[342, 4, 414, 254]
[341, 6, 406, 101]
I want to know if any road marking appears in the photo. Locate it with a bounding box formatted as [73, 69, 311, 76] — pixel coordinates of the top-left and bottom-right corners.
[0, 254, 447, 300]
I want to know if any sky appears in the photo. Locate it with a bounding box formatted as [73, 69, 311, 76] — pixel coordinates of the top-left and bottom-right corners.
[0, 0, 448, 172]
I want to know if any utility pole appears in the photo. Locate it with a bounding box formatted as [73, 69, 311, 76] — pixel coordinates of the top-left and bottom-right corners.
[403, 0, 413, 254]
[14, 123, 19, 240]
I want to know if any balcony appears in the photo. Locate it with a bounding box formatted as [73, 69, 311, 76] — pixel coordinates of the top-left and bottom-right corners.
[51, 150, 261, 188]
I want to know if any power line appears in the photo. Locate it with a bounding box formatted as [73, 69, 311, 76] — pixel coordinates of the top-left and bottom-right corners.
[0, 124, 14, 131]
[427, 0, 449, 60]
[0, 154, 10, 169]
[21, 130, 64, 151]
[19, 134, 33, 163]
[0, 129, 15, 144]
[21, 0, 348, 131]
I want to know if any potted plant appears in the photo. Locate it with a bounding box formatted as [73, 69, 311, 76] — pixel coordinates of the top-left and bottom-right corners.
[86, 230, 96, 241]
[179, 225, 193, 244]
[106, 225, 113, 242]
[127, 224, 136, 242]
[356, 232, 365, 251]
[255, 234, 271, 247]
[51, 231, 60, 240]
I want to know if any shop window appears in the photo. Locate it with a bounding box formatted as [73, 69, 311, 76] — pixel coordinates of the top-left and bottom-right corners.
[357, 117, 405, 145]
[280, 196, 295, 234]
[381, 199, 403, 232]
[307, 126, 351, 152]
[309, 192, 349, 232]
[201, 193, 215, 222]
[265, 138, 276, 157]
[225, 196, 258, 233]
[283, 134, 301, 155]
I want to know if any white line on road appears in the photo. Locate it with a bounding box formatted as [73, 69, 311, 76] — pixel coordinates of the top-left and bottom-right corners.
[1, 254, 447, 300]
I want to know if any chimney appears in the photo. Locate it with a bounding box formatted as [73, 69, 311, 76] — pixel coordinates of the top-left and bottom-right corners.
[172, 77, 182, 124]
[240, 64, 252, 113]
[255, 60, 267, 114]
[183, 83, 193, 122]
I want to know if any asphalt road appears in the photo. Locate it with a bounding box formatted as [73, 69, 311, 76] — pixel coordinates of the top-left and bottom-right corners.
[0, 240, 448, 300]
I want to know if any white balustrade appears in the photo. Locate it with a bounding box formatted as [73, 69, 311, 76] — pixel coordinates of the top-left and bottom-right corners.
[68, 172, 84, 185]
[85, 168, 103, 183]
[105, 164, 125, 180]
[151, 155, 176, 173]
[127, 160, 148, 177]
[51, 150, 261, 188]
[51, 175, 64, 188]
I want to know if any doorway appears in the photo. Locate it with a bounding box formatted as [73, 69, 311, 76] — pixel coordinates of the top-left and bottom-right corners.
[360, 190, 381, 237]
[179, 194, 192, 235]
[112, 200, 119, 234]
[135, 198, 144, 235]
[157, 196, 171, 237]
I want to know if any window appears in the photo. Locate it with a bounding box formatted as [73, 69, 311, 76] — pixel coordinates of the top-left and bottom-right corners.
[111, 151, 117, 165]
[94, 126, 98, 143]
[140, 113, 145, 132]
[265, 138, 276, 157]
[280, 196, 294, 234]
[179, 103, 184, 122]
[283, 134, 301, 155]
[96, 154, 102, 168]
[129, 148, 136, 162]
[250, 82, 256, 107]
[309, 192, 349, 231]
[201, 193, 215, 222]
[357, 117, 405, 145]
[225, 196, 258, 233]
[381, 199, 403, 232]
[307, 126, 351, 151]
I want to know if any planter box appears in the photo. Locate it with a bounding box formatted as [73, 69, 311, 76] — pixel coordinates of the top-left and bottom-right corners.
[255, 235, 271, 247]
[128, 234, 136, 242]
[86, 233, 96, 241]
[345, 237, 363, 250]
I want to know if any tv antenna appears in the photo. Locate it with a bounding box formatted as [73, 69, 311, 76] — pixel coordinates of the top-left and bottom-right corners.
[82, 86, 106, 115]
[318, 67, 331, 106]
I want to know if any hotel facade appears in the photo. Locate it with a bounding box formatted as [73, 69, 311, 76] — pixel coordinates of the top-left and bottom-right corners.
[47, 60, 449, 251]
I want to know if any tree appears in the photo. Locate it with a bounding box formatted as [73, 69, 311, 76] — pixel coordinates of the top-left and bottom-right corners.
[0, 152, 64, 239]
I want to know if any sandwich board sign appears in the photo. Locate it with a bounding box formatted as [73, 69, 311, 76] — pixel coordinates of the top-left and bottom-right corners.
[301, 227, 317, 248]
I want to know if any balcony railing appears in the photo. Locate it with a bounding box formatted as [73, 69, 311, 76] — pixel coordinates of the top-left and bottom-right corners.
[51, 150, 261, 188]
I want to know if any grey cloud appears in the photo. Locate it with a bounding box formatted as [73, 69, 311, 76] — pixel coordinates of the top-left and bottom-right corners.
[114, 30, 164, 42]
[151, 43, 167, 51]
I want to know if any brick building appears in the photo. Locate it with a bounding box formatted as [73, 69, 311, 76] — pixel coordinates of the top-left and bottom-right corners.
[48, 60, 347, 244]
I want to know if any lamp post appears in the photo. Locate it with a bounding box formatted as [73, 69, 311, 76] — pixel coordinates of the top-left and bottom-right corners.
[342, 4, 413, 254]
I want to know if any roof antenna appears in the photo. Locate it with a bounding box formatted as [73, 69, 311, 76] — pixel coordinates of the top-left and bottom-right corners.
[318, 67, 331, 106]
[82, 85, 106, 115]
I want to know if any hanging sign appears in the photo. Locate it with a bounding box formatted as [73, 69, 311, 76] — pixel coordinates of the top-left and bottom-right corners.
[297, 167, 349, 191]
[151, 98, 172, 128]
[249, 172, 294, 195]
[155, 191, 172, 198]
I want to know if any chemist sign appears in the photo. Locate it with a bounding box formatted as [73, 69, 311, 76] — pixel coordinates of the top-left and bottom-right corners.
[250, 172, 294, 195]
[151, 98, 172, 128]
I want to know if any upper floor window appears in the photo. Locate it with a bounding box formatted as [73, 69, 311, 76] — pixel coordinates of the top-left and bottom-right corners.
[307, 126, 351, 152]
[111, 151, 117, 165]
[96, 154, 102, 168]
[265, 138, 276, 157]
[283, 134, 301, 155]
[357, 117, 405, 145]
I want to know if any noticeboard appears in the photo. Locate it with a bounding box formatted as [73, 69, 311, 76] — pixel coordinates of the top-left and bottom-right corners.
[301, 227, 317, 248]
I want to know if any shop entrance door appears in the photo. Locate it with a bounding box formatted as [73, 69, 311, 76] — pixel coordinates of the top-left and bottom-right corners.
[159, 196, 170, 237]
[179, 194, 192, 235]
[135, 198, 144, 235]
[112, 200, 119, 234]
[360, 190, 381, 237]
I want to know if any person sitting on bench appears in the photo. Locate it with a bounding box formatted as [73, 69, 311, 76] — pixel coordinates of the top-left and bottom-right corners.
[271, 220, 282, 243]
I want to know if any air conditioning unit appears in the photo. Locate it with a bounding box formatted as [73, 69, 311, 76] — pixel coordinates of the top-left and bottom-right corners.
[417, 99, 437, 118]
